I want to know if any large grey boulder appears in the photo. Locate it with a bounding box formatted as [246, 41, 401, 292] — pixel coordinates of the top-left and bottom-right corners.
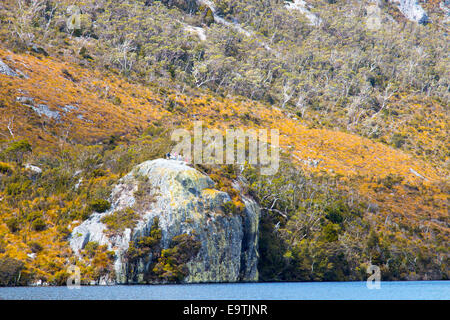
[70, 159, 259, 284]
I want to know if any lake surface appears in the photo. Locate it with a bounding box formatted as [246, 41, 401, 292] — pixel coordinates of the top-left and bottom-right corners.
[0, 281, 448, 300]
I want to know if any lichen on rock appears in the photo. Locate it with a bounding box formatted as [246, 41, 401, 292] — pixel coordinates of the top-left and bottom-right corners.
[70, 158, 260, 284]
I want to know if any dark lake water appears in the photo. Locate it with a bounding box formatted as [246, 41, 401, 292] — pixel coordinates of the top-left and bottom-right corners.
[0, 281, 448, 300]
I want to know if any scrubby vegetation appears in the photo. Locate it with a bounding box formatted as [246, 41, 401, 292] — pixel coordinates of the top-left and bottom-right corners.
[198, 164, 246, 215]
[152, 233, 201, 282]
[125, 218, 162, 270]
[0, 0, 448, 284]
[0, 256, 28, 286]
[0, 129, 173, 285]
[75, 241, 116, 284]
[242, 162, 449, 281]
[124, 217, 201, 283]
[101, 208, 139, 236]
[1, 0, 447, 166]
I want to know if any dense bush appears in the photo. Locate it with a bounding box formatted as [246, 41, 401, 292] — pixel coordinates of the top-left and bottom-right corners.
[152, 233, 201, 282]
[0, 162, 13, 174]
[28, 241, 43, 253]
[80, 241, 116, 282]
[124, 217, 162, 282]
[1, 140, 32, 163]
[0, 0, 447, 167]
[101, 208, 139, 236]
[0, 0, 447, 284]
[31, 217, 47, 231]
[0, 257, 27, 286]
[244, 161, 448, 281]
[6, 217, 19, 233]
[88, 199, 111, 213]
[122, 217, 201, 283]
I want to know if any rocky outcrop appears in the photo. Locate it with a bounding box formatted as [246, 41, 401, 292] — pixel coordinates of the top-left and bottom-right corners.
[184, 25, 207, 41]
[198, 0, 274, 53]
[70, 159, 260, 284]
[285, 0, 322, 26]
[389, 0, 429, 24]
[0, 59, 19, 77]
[16, 97, 61, 120]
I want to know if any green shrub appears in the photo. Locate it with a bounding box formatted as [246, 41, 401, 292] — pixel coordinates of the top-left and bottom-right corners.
[31, 218, 46, 231]
[322, 223, 341, 242]
[110, 96, 122, 106]
[6, 217, 19, 233]
[202, 7, 215, 26]
[324, 200, 349, 224]
[367, 230, 380, 251]
[101, 208, 139, 236]
[39, 168, 73, 195]
[89, 199, 111, 213]
[0, 239, 5, 254]
[221, 200, 244, 215]
[80, 208, 92, 221]
[125, 217, 162, 264]
[6, 180, 31, 196]
[0, 257, 26, 286]
[142, 125, 165, 137]
[91, 169, 107, 178]
[391, 133, 407, 148]
[152, 233, 201, 282]
[257, 215, 289, 281]
[56, 226, 71, 241]
[2, 140, 32, 163]
[83, 241, 99, 258]
[0, 162, 13, 174]
[28, 241, 43, 253]
[378, 174, 404, 189]
[50, 270, 70, 286]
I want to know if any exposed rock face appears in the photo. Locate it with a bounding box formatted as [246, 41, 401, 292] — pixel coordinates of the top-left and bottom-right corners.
[70, 159, 259, 284]
[0, 59, 19, 77]
[184, 25, 207, 41]
[389, 0, 429, 24]
[25, 164, 43, 174]
[31, 104, 60, 120]
[285, 0, 322, 26]
[16, 97, 61, 120]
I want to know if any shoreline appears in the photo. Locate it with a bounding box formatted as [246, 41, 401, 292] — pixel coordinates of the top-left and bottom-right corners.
[3, 279, 449, 288]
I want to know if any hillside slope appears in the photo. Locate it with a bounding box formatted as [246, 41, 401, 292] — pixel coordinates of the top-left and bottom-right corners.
[0, 0, 448, 285]
[0, 47, 448, 284]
